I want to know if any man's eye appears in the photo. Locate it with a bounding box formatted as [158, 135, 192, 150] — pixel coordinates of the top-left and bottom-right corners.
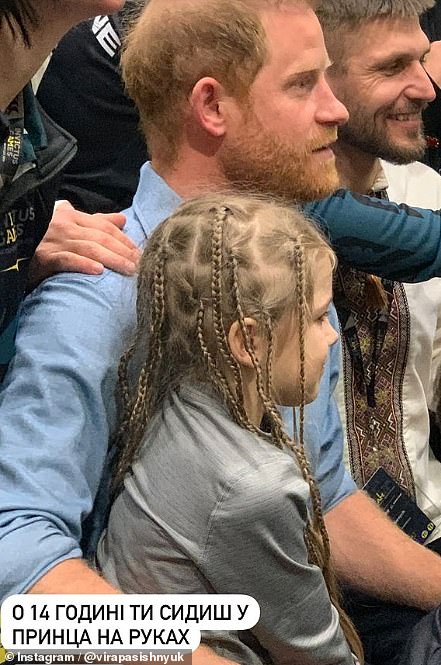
[382, 61, 405, 75]
[293, 74, 316, 90]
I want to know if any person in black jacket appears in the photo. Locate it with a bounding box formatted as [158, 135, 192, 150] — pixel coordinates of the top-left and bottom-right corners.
[0, 0, 140, 381]
[37, 1, 148, 214]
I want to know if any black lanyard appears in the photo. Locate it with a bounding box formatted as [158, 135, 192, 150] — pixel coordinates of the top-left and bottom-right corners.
[0, 92, 25, 188]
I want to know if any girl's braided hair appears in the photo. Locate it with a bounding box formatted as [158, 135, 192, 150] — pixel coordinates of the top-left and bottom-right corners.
[112, 192, 363, 663]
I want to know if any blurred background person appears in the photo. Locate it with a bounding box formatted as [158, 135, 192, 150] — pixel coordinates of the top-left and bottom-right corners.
[37, 1, 148, 213]
[421, 0, 441, 170]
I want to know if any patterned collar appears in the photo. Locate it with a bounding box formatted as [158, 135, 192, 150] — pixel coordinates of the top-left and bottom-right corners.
[368, 159, 389, 197]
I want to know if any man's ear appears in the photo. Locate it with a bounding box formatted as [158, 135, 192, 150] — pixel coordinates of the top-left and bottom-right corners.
[189, 77, 229, 138]
[228, 318, 261, 368]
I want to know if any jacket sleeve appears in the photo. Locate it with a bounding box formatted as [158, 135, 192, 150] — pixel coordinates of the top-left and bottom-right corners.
[0, 269, 136, 600]
[203, 457, 355, 665]
[305, 190, 441, 282]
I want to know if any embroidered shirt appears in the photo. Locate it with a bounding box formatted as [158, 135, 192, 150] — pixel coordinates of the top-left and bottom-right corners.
[335, 159, 441, 539]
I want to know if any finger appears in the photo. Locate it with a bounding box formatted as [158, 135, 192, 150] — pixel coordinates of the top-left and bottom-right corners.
[72, 231, 141, 266]
[52, 208, 130, 242]
[74, 215, 140, 253]
[95, 212, 127, 229]
[82, 245, 138, 275]
[53, 200, 75, 212]
[53, 240, 139, 275]
[47, 227, 141, 266]
[36, 251, 104, 277]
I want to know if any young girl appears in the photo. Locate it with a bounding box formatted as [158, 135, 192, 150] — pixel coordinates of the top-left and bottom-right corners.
[97, 194, 362, 665]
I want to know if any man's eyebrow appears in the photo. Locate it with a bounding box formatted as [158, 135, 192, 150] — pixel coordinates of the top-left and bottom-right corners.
[371, 46, 431, 69]
[282, 68, 320, 88]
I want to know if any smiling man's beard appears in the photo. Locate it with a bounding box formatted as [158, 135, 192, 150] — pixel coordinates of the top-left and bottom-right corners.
[337, 98, 427, 165]
[218, 110, 340, 203]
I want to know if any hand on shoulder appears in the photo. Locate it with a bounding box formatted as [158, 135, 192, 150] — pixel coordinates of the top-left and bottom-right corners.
[28, 201, 141, 287]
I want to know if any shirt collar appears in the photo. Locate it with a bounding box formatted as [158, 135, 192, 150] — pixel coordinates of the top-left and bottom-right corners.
[369, 159, 389, 195]
[131, 161, 182, 237]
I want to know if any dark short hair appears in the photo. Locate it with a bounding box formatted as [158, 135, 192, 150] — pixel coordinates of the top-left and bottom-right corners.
[318, 0, 435, 32]
[0, 0, 39, 46]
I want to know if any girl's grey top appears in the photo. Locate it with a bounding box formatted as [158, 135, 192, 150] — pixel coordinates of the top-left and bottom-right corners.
[97, 385, 354, 665]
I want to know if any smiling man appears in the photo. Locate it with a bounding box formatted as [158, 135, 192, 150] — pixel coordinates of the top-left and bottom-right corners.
[318, 1, 441, 662]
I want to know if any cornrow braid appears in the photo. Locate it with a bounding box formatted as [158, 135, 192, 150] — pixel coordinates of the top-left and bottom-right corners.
[197, 300, 256, 433]
[116, 345, 136, 435]
[232, 242, 324, 538]
[112, 243, 161, 481]
[210, 208, 246, 409]
[263, 312, 274, 400]
[113, 242, 168, 490]
[231, 254, 284, 444]
[288, 241, 354, 652]
[293, 242, 306, 447]
[291, 242, 331, 557]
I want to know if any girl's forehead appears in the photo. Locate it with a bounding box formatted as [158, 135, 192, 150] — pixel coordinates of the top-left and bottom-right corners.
[311, 255, 333, 304]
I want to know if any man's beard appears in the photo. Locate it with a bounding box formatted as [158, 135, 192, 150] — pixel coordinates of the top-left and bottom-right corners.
[337, 100, 427, 165]
[218, 112, 340, 203]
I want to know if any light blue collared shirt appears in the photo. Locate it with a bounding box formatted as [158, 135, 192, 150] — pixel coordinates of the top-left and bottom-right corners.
[0, 163, 355, 600]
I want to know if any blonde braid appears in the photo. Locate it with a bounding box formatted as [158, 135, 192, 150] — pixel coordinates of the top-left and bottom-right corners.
[292, 241, 331, 558]
[113, 243, 168, 490]
[293, 242, 306, 448]
[196, 301, 256, 433]
[231, 256, 287, 446]
[210, 208, 246, 408]
[291, 242, 363, 663]
[263, 312, 274, 399]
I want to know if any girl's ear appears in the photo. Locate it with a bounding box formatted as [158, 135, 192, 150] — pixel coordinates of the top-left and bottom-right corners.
[228, 318, 261, 368]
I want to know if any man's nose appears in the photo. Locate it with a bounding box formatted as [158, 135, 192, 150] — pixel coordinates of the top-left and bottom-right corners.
[316, 76, 349, 127]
